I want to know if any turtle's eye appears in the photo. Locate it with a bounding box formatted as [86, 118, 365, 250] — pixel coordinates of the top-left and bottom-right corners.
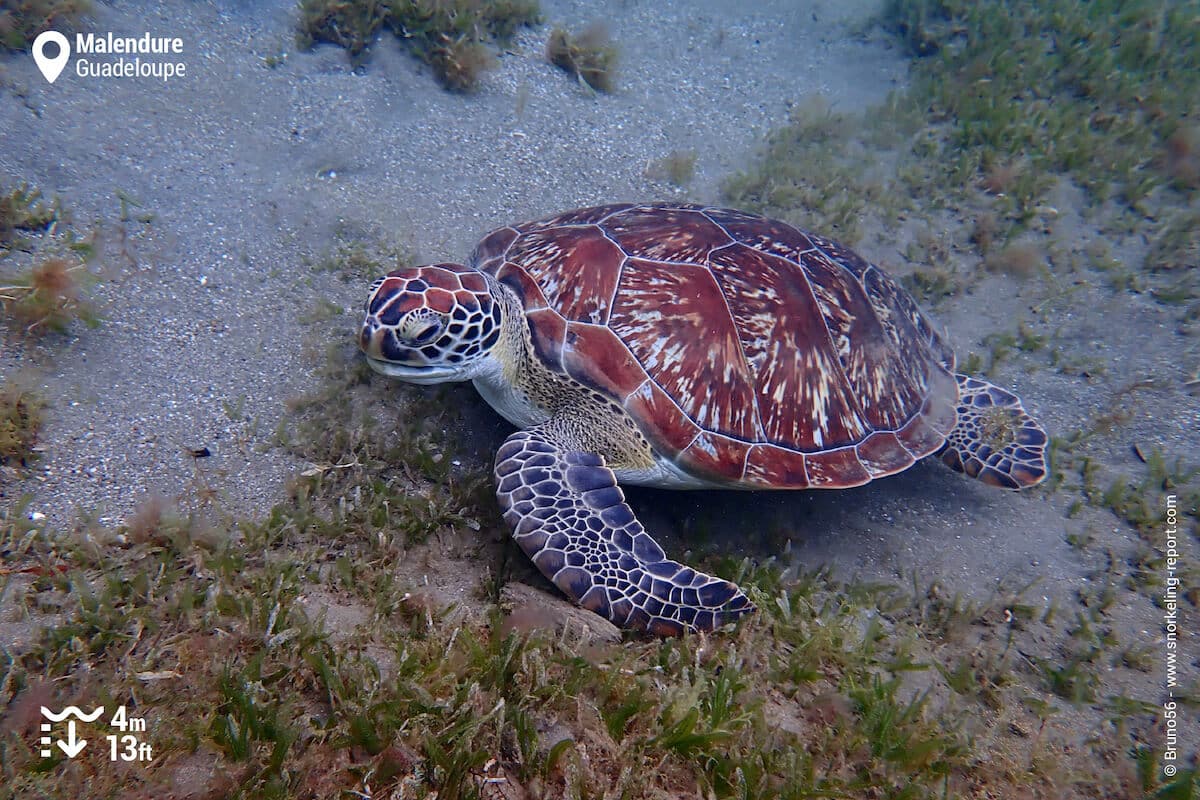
[413, 323, 440, 344]
[399, 310, 445, 344]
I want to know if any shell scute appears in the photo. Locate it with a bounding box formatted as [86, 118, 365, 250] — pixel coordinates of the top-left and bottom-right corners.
[525, 307, 568, 368]
[895, 373, 958, 456]
[469, 226, 520, 270]
[562, 322, 646, 400]
[604, 205, 733, 263]
[744, 443, 810, 488]
[610, 257, 760, 441]
[506, 226, 625, 325]
[855, 431, 917, 477]
[624, 380, 701, 454]
[708, 243, 871, 450]
[703, 207, 819, 264]
[799, 248, 920, 431]
[804, 446, 873, 487]
[807, 232, 874, 281]
[681, 431, 750, 482]
[864, 264, 955, 372]
[495, 261, 549, 311]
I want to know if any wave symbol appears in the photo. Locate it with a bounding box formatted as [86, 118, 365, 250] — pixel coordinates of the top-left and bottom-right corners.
[40, 706, 105, 722]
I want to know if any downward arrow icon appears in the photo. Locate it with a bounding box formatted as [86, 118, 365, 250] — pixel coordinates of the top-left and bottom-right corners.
[56, 721, 86, 758]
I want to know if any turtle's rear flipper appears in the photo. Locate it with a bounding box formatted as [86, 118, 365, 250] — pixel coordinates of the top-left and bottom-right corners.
[937, 373, 1048, 490]
[495, 427, 755, 635]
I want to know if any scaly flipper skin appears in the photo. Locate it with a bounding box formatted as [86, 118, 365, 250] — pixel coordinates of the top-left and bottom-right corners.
[495, 426, 756, 635]
[937, 373, 1048, 490]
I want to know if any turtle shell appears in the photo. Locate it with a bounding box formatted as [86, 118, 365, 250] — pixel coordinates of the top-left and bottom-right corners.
[469, 203, 960, 489]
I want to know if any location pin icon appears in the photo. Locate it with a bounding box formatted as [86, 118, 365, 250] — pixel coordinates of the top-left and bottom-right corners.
[32, 31, 70, 84]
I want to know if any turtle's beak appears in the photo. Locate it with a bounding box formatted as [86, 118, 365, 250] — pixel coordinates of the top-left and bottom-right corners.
[362, 355, 464, 384]
[359, 318, 467, 384]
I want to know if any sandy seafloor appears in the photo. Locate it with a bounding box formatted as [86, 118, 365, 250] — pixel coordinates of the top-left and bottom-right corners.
[1, 0, 909, 529]
[1, 0, 1197, 751]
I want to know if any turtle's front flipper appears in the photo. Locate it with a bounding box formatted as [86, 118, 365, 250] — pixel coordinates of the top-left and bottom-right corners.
[937, 373, 1048, 489]
[495, 427, 755, 635]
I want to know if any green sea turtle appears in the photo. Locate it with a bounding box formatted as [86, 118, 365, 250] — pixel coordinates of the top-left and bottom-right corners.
[359, 203, 1048, 635]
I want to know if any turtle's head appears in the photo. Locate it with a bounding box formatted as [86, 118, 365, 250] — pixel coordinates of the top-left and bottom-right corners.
[359, 264, 503, 384]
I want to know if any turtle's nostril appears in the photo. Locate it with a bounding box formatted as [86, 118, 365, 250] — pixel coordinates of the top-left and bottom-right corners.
[363, 322, 389, 354]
